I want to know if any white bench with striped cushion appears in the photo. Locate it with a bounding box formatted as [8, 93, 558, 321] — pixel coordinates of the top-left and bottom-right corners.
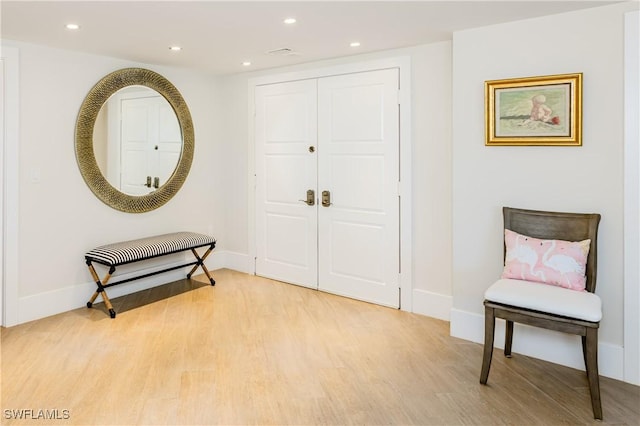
[85, 232, 216, 318]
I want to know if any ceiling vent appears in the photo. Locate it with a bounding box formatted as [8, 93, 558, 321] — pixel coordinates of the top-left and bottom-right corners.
[265, 47, 299, 56]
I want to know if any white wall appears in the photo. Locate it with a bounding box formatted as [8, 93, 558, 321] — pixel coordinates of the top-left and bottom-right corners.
[216, 42, 454, 319]
[451, 1, 639, 381]
[410, 42, 453, 318]
[3, 40, 225, 324]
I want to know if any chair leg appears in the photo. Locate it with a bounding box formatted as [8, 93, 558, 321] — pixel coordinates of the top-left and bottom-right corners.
[504, 320, 514, 358]
[480, 305, 495, 384]
[584, 328, 603, 420]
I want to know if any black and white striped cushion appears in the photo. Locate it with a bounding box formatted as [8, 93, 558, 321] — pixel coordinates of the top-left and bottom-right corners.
[85, 232, 216, 266]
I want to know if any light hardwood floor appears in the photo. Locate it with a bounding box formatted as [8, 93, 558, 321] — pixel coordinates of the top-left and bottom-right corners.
[2, 269, 638, 425]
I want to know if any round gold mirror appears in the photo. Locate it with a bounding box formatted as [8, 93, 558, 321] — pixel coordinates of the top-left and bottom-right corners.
[75, 68, 194, 213]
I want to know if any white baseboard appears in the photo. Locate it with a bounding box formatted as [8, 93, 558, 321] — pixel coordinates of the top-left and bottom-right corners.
[18, 267, 187, 324]
[16, 250, 247, 325]
[412, 289, 452, 321]
[450, 308, 624, 381]
[214, 250, 251, 273]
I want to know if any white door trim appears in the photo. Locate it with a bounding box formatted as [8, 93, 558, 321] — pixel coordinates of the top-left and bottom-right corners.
[248, 56, 413, 311]
[623, 10, 640, 386]
[2, 45, 20, 327]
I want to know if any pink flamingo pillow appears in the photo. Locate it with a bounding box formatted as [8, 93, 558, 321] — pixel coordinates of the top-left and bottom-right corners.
[501, 229, 591, 291]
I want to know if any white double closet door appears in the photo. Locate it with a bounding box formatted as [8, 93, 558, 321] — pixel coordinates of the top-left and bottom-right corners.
[255, 68, 400, 308]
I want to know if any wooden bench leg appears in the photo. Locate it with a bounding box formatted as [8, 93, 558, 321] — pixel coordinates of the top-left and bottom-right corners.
[87, 290, 100, 308]
[86, 262, 117, 318]
[100, 289, 116, 319]
[187, 246, 216, 285]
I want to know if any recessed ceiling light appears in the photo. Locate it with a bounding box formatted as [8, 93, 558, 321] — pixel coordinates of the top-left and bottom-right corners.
[169, 46, 182, 51]
[242, 61, 252, 66]
[65, 23, 80, 30]
[350, 42, 361, 47]
[284, 18, 297, 24]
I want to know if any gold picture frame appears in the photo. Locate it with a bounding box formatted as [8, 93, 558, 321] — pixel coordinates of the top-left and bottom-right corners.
[485, 73, 582, 146]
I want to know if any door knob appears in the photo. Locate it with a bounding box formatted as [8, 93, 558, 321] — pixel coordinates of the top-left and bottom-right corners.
[153, 177, 160, 189]
[299, 189, 315, 206]
[322, 190, 332, 207]
[145, 176, 152, 188]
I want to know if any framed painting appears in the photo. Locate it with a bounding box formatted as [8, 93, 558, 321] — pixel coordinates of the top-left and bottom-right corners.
[485, 73, 582, 146]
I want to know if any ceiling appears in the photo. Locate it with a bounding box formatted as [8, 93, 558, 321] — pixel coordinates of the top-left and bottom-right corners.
[1, 1, 621, 75]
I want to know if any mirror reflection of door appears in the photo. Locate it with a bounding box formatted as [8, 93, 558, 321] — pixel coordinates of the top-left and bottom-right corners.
[94, 86, 182, 195]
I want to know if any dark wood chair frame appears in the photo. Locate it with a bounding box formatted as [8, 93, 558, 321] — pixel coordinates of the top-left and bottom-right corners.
[480, 207, 602, 419]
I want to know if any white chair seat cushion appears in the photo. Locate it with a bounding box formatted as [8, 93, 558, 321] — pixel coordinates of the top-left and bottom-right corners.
[484, 278, 601, 322]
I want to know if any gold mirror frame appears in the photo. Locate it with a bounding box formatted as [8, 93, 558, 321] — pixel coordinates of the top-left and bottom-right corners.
[75, 68, 194, 213]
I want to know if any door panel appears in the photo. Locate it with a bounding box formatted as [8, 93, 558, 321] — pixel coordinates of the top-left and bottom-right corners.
[265, 154, 309, 202]
[328, 85, 386, 142]
[266, 213, 312, 267]
[329, 154, 385, 211]
[121, 98, 152, 194]
[318, 69, 400, 307]
[255, 80, 318, 287]
[330, 221, 385, 283]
